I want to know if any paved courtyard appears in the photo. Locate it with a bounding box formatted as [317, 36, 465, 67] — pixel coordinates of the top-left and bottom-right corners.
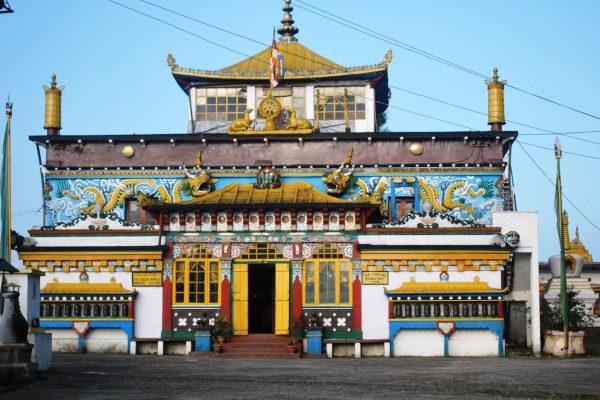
[5, 353, 600, 399]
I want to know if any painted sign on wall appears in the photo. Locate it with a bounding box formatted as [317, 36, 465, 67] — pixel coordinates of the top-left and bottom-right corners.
[132, 272, 163, 287]
[362, 271, 388, 285]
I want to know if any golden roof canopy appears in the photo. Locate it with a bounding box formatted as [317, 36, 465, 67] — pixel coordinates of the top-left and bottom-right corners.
[180, 181, 365, 206]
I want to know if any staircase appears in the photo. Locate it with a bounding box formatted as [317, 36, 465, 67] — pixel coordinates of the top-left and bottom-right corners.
[218, 334, 301, 358]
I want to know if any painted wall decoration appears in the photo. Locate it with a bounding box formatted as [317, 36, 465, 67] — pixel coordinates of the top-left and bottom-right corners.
[43, 171, 504, 226]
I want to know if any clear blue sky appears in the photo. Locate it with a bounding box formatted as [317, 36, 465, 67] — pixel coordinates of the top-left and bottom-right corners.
[1, 0, 599, 262]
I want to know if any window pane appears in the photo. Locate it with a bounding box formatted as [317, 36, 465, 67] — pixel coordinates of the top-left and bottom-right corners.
[339, 261, 350, 304]
[319, 261, 336, 304]
[305, 262, 315, 304]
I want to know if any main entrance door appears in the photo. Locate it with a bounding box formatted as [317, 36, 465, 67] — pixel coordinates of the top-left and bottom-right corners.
[249, 264, 274, 333]
[232, 262, 289, 335]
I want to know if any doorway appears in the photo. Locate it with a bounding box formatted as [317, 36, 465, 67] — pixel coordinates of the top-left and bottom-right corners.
[248, 264, 275, 333]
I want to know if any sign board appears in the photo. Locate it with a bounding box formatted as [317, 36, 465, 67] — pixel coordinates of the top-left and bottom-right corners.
[132, 272, 163, 287]
[361, 271, 388, 285]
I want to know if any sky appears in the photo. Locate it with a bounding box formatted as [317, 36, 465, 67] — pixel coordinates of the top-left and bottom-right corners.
[1, 0, 599, 262]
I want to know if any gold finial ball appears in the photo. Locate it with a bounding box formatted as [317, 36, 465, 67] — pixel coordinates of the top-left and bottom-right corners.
[409, 142, 424, 155]
[121, 145, 135, 158]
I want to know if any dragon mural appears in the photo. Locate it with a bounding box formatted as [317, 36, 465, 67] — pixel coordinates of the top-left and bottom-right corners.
[47, 168, 217, 224]
[350, 175, 502, 225]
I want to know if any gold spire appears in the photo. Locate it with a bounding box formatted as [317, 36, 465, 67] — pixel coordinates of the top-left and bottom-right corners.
[43, 74, 64, 136]
[277, 0, 299, 43]
[562, 211, 593, 262]
[485, 67, 506, 131]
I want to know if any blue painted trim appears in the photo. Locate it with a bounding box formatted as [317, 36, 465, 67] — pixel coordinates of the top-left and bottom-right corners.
[389, 319, 504, 357]
[443, 336, 449, 357]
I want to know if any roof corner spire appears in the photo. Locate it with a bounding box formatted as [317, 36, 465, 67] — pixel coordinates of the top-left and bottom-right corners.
[277, 0, 299, 43]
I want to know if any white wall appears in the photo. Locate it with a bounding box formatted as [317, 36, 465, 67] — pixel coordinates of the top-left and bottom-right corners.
[492, 211, 540, 355]
[85, 328, 128, 353]
[48, 329, 78, 352]
[135, 286, 163, 338]
[394, 330, 444, 357]
[448, 330, 499, 357]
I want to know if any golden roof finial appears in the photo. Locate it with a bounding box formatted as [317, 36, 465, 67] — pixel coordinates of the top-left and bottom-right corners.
[485, 67, 507, 130]
[43, 73, 64, 135]
[277, 0, 299, 43]
[380, 50, 393, 67]
[5, 95, 12, 119]
[167, 53, 179, 69]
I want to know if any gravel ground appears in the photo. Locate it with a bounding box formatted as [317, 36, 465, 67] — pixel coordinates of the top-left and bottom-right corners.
[4, 353, 600, 400]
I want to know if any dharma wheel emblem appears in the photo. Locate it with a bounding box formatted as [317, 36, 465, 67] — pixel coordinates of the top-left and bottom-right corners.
[259, 94, 282, 131]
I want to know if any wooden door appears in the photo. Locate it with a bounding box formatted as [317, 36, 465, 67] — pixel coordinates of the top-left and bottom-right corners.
[274, 263, 290, 335]
[232, 263, 248, 335]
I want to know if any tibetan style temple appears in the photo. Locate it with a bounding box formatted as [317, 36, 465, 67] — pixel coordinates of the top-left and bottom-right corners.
[18, 1, 541, 357]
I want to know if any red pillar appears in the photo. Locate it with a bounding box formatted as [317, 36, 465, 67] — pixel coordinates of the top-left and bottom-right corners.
[497, 300, 505, 318]
[162, 275, 172, 332]
[292, 274, 302, 329]
[221, 274, 231, 321]
[352, 272, 362, 331]
[128, 299, 135, 319]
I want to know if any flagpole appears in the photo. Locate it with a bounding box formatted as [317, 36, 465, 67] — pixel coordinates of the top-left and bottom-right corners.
[6, 101, 11, 264]
[2, 98, 12, 265]
[554, 137, 569, 352]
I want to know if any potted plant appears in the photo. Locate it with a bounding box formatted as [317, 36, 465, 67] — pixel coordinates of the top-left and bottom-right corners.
[287, 339, 299, 353]
[291, 318, 304, 352]
[212, 343, 223, 353]
[541, 288, 595, 356]
[212, 314, 230, 344]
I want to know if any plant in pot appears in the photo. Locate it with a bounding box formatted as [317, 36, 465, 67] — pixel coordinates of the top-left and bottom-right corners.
[287, 339, 300, 353]
[291, 318, 304, 353]
[212, 314, 230, 344]
[541, 288, 595, 356]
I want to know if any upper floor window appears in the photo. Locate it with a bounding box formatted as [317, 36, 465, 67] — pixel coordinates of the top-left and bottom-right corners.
[390, 197, 414, 220]
[195, 87, 248, 122]
[126, 199, 156, 225]
[316, 86, 366, 121]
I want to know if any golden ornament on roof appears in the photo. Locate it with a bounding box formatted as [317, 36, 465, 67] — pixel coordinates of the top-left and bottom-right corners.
[259, 94, 282, 131]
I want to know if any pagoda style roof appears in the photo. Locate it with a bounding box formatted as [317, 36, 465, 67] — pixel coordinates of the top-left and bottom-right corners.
[148, 181, 379, 211]
[168, 47, 391, 113]
[41, 282, 135, 295]
[384, 279, 508, 298]
[169, 45, 389, 83]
